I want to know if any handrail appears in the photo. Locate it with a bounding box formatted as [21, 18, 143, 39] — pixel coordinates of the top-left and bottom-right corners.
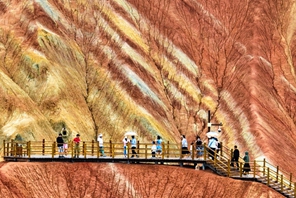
[202, 144, 295, 197]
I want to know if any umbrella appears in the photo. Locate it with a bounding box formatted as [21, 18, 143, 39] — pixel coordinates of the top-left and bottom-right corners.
[124, 131, 137, 136]
[206, 131, 219, 138]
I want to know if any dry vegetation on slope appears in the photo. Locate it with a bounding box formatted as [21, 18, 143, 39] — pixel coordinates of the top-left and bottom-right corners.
[0, 162, 284, 198]
[0, 0, 296, 176]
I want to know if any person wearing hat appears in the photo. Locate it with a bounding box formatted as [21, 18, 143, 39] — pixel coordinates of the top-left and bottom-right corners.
[97, 133, 105, 157]
[122, 136, 130, 157]
[73, 134, 81, 158]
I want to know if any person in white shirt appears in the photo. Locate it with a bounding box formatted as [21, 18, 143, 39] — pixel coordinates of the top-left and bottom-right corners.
[151, 141, 156, 158]
[208, 137, 218, 160]
[181, 135, 190, 158]
[97, 134, 106, 157]
[122, 136, 130, 157]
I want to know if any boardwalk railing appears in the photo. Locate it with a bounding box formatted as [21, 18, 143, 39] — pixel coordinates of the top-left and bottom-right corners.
[2, 139, 295, 197]
[2, 139, 198, 160]
[205, 144, 296, 197]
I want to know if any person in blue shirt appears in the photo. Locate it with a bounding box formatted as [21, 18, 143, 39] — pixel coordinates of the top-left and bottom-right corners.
[131, 135, 138, 158]
[156, 135, 163, 158]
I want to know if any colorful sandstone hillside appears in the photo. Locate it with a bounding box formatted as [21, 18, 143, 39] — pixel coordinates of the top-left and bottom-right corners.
[0, 0, 296, 177]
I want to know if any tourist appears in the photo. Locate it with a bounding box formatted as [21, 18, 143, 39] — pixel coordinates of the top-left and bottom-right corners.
[131, 135, 138, 158]
[181, 135, 190, 158]
[156, 135, 162, 158]
[151, 140, 156, 158]
[73, 134, 81, 158]
[231, 145, 240, 170]
[122, 136, 130, 157]
[195, 136, 203, 158]
[56, 133, 64, 158]
[97, 134, 105, 157]
[243, 151, 251, 175]
[61, 127, 69, 156]
[208, 136, 218, 160]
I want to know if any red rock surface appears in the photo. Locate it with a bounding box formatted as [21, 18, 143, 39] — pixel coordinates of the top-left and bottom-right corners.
[0, 162, 284, 198]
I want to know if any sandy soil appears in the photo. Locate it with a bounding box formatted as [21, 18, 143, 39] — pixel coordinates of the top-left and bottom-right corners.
[0, 162, 283, 198]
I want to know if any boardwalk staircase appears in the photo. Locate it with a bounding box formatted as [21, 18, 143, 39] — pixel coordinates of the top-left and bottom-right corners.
[204, 144, 295, 198]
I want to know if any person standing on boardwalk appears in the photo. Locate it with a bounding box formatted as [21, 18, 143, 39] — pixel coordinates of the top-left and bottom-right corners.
[61, 127, 69, 156]
[131, 135, 138, 158]
[208, 136, 218, 160]
[181, 135, 190, 158]
[156, 135, 162, 158]
[73, 134, 81, 158]
[151, 140, 156, 158]
[195, 136, 203, 158]
[122, 136, 130, 157]
[56, 133, 64, 158]
[97, 134, 105, 157]
[243, 151, 251, 175]
[231, 145, 240, 170]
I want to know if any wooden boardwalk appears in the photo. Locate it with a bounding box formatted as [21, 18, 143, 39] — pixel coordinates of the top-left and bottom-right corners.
[2, 139, 296, 198]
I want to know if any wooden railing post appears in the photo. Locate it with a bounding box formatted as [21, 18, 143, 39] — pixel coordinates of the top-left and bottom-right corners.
[276, 166, 279, 182]
[203, 143, 207, 160]
[42, 139, 45, 155]
[6, 141, 10, 157]
[3, 140, 5, 157]
[220, 142, 223, 156]
[253, 160, 256, 178]
[109, 140, 112, 157]
[144, 144, 147, 159]
[112, 142, 114, 158]
[13, 143, 17, 157]
[227, 159, 231, 177]
[71, 142, 74, 158]
[267, 167, 270, 186]
[91, 140, 94, 156]
[239, 162, 243, 177]
[162, 142, 165, 159]
[10, 139, 14, 156]
[28, 141, 31, 158]
[191, 144, 195, 160]
[127, 142, 130, 159]
[52, 142, 55, 158]
[294, 182, 296, 197]
[290, 173, 293, 189]
[281, 175, 283, 193]
[180, 142, 182, 159]
[263, 158, 266, 176]
[166, 141, 169, 158]
[137, 140, 140, 157]
[214, 151, 217, 166]
[97, 141, 100, 158]
[109, 140, 113, 158]
[83, 142, 86, 158]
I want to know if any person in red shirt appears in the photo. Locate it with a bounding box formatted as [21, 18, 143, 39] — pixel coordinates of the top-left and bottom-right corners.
[73, 134, 80, 158]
